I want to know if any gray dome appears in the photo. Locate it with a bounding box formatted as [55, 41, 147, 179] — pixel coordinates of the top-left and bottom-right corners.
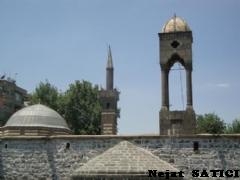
[5, 104, 70, 130]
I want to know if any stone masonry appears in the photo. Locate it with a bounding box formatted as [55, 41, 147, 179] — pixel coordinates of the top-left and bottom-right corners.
[72, 141, 179, 179]
[0, 135, 240, 179]
[159, 15, 196, 135]
[99, 46, 120, 135]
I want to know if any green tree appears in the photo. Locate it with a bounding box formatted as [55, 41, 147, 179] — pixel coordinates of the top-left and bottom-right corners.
[29, 80, 59, 110]
[196, 113, 226, 134]
[225, 118, 240, 133]
[30, 80, 101, 135]
[61, 80, 101, 135]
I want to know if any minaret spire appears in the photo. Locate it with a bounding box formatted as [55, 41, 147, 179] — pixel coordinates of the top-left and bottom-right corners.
[106, 45, 114, 90]
[107, 45, 113, 68]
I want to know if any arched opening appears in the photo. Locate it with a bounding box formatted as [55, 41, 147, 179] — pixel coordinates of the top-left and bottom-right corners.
[169, 62, 186, 111]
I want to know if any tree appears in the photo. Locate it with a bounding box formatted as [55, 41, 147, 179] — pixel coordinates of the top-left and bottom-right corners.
[196, 113, 226, 134]
[30, 80, 101, 135]
[225, 118, 240, 134]
[60, 80, 101, 135]
[29, 80, 59, 110]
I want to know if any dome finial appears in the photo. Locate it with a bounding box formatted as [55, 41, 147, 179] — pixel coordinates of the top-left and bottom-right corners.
[173, 13, 177, 32]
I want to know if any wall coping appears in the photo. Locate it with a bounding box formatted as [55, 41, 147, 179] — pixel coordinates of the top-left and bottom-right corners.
[1, 134, 240, 140]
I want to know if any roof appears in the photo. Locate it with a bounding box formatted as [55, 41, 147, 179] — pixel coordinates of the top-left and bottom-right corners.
[4, 104, 70, 130]
[73, 141, 178, 178]
[0, 79, 27, 96]
[162, 15, 190, 33]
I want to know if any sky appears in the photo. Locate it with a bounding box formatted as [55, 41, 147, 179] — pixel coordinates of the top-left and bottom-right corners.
[0, 0, 240, 134]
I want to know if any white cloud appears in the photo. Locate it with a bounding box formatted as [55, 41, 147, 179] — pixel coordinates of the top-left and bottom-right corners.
[206, 83, 230, 88]
[216, 83, 230, 88]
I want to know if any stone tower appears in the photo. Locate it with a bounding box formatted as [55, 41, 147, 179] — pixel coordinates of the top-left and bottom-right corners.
[99, 46, 119, 135]
[159, 15, 196, 135]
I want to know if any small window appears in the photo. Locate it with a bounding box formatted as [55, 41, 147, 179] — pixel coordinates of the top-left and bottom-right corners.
[106, 103, 110, 109]
[5, 144, 7, 149]
[171, 40, 180, 48]
[193, 141, 199, 152]
[66, 142, 70, 150]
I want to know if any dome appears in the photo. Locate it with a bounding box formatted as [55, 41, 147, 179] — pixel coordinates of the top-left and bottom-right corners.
[3, 104, 71, 135]
[162, 15, 190, 33]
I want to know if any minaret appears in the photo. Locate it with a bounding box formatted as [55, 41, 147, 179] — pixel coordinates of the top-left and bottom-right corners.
[99, 46, 120, 135]
[106, 46, 114, 90]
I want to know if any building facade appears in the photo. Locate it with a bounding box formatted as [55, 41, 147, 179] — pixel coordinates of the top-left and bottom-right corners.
[0, 135, 239, 180]
[0, 78, 27, 126]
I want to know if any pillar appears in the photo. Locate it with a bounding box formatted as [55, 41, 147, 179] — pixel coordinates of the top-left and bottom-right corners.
[186, 69, 193, 107]
[161, 69, 169, 109]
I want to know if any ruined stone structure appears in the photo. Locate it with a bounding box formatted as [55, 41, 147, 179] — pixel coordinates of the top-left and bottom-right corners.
[0, 79, 27, 126]
[159, 15, 196, 135]
[99, 46, 120, 135]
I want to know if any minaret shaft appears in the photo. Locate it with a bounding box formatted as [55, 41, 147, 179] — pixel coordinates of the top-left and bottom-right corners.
[106, 68, 113, 90]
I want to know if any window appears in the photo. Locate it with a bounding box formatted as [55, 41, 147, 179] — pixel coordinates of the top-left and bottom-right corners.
[171, 40, 180, 48]
[106, 103, 110, 109]
[66, 142, 70, 150]
[193, 141, 199, 152]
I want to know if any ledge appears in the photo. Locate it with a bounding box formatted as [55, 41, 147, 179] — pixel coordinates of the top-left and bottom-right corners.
[1, 134, 240, 140]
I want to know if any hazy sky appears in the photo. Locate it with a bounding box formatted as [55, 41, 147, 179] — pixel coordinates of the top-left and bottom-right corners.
[0, 0, 239, 134]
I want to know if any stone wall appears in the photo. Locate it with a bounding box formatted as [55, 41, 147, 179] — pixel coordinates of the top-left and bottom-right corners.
[0, 135, 240, 180]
